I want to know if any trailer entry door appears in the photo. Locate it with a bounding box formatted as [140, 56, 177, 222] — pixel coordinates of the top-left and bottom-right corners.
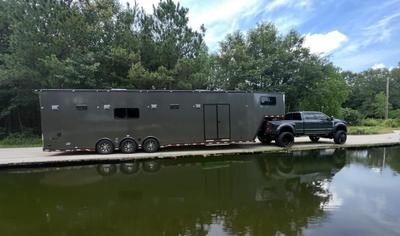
[203, 104, 231, 141]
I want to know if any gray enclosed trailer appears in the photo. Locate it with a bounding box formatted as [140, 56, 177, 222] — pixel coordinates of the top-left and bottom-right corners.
[37, 89, 285, 154]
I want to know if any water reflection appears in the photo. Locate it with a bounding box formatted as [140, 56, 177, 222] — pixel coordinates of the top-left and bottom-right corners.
[0, 147, 399, 236]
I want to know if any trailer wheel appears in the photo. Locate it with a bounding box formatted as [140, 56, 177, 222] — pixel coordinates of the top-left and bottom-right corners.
[258, 135, 272, 145]
[96, 139, 114, 154]
[276, 132, 294, 147]
[334, 130, 347, 144]
[142, 138, 160, 153]
[309, 136, 320, 143]
[120, 139, 137, 153]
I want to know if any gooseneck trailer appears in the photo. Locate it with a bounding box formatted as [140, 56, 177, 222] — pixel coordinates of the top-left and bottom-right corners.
[37, 89, 285, 154]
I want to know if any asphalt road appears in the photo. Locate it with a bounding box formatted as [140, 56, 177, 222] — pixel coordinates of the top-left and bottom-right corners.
[1, 132, 399, 167]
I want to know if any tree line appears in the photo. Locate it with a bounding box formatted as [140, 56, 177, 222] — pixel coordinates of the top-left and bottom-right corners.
[0, 0, 398, 138]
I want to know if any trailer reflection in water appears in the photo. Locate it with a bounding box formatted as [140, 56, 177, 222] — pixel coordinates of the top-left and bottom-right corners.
[1, 147, 400, 235]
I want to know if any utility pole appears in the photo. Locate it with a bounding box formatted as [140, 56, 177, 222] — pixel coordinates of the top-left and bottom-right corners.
[385, 76, 389, 119]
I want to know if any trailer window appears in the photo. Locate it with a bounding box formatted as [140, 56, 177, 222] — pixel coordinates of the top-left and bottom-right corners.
[260, 96, 276, 106]
[127, 108, 139, 118]
[76, 105, 88, 111]
[169, 104, 180, 109]
[114, 108, 140, 119]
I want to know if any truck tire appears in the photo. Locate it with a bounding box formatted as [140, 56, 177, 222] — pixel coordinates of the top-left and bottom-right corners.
[258, 135, 272, 145]
[334, 130, 347, 144]
[309, 136, 320, 143]
[276, 132, 294, 147]
[120, 139, 137, 153]
[96, 139, 114, 154]
[142, 138, 160, 153]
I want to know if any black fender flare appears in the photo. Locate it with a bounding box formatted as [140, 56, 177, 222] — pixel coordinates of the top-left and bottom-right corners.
[276, 124, 295, 135]
[333, 123, 347, 133]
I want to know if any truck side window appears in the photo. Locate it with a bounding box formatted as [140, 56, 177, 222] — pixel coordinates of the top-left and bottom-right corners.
[303, 113, 315, 120]
[114, 108, 140, 119]
[293, 113, 302, 120]
[260, 96, 276, 106]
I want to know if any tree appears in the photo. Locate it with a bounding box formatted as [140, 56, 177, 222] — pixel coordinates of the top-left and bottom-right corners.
[212, 22, 348, 115]
[371, 91, 388, 119]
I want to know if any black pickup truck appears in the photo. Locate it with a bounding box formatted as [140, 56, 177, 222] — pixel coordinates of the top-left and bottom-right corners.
[257, 111, 347, 147]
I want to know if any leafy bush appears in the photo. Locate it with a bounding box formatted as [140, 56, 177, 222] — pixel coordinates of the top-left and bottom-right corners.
[389, 109, 400, 119]
[382, 119, 400, 128]
[0, 131, 41, 147]
[341, 108, 364, 125]
[359, 118, 381, 127]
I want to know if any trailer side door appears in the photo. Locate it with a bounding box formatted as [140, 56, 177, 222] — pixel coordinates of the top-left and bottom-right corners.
[203, 104, 231, 141]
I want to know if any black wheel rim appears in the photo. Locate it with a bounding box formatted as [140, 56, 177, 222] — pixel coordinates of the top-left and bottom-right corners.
[122, 141, 135, 153]
[99, 142, 112, 153]
[145, 139, 157, 152]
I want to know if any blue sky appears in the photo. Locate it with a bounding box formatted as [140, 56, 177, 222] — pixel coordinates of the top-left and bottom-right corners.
[126, 0, 400, 72]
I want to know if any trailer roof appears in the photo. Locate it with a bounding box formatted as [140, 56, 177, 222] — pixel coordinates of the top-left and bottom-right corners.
[35, 89, 284, 94]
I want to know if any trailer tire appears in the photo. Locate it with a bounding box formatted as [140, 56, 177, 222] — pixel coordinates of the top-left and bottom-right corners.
[142, 138, 160, 153]
[309, 136, 320, 143]
[334, 130, 347, 144]
[120, 139, 137, 153]
[276, 132, 294, 147]
[96, 139, 114, 154]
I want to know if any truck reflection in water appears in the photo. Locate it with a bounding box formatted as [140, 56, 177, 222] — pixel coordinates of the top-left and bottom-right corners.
[0, 149, 346, 236]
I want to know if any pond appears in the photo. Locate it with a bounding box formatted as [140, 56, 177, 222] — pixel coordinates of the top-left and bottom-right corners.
[1, 146, 400, 236]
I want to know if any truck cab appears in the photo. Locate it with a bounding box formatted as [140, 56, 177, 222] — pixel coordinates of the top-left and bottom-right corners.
[258, 111, 347, 147]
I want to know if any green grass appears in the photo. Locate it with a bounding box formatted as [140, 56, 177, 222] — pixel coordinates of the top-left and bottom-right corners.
[348, 126, 397, 135]
[0, 134, 42, 148]
[348, 118, 400, 135]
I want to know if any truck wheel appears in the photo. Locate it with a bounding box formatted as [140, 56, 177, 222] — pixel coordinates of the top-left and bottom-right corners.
[120, 139, 137, 153]
[142, 138, 159, 153]
[276, 132, 294, 147]
[96, 139, 114, 154]
[309, 136, 320, 143]
[258, 135, 272, 145]
[334, 130, 347, 144]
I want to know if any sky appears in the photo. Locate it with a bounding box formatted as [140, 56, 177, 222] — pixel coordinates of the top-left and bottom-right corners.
[123, 0, 400, 72]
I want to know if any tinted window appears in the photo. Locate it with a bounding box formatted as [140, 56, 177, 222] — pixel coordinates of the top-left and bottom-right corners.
[314, 113, 329, 120]
[284, 113, 302, 120]
[127, 108, 139, 118]
[284, 113, 293, 120]
[169, 104, 180, 109]
[114, 108, 139, 119]
[260, 96, 276, 106]
[293, 113, 302, 120]
[76, 105, 88, 111]
[303, 113, 316, 120]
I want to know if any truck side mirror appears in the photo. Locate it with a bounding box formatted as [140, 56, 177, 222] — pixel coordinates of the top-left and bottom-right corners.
[329, 116, 334, 121]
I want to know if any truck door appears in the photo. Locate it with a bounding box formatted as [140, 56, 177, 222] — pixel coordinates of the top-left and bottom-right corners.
[203, 104, 231, 141]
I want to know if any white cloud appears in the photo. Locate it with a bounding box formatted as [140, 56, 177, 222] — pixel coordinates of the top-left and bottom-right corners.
[303, 30, 348, 54]
[124, 0, 314, 51]
[371, 63, 386, 70]
[266, 0, 312, 11]
[363, 12, 400, 44]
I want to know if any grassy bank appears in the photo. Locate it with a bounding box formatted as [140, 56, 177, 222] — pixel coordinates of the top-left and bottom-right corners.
[348, 118, 400, 135]
[0, 133, 42, 148]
